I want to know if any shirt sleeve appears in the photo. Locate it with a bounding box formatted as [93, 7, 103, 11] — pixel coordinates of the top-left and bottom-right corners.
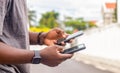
[0, 0, 7, 35]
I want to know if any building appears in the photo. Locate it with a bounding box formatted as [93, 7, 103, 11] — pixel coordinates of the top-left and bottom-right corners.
[102, 2, 116, 24]
[117, 0, 120, 23]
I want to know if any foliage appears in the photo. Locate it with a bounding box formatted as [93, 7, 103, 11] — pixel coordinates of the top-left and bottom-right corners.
[39, 11, 59, 28]
[28, 10, 36, 26]
[65, 30, 73, 34]
[88, 21, 97, 28]
[64, 18, 96, 32]
[29, 26, 50, 32]
[28, 10, 96, 33]
[114, 5, 117, 22]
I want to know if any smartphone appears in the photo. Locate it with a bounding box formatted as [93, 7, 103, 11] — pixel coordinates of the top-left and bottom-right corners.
[56, 31, 84, 45]
[61, 44, 86, 54]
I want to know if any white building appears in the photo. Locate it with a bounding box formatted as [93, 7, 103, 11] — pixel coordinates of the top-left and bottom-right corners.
[117, 0, 120, 23]
[102, 2, 116, 24]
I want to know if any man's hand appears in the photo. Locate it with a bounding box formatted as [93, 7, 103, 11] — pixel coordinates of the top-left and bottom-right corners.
[44, 28, 68, 46]
[40, 45, 73, 67]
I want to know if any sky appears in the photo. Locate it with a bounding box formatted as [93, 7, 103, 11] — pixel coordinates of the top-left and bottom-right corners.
[27, 0, 116, 21]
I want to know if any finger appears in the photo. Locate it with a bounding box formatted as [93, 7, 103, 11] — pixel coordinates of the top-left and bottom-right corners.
[55, 28, 65, 36]
[55, 45, 64, 52]
[68, 39, 74, 43]
[62, 33, 68, 38]
[59, 54, 73, 60]
[54, 28, 64, 33]
[53, 40, 57, 44]
[60, 42, 66, 46]
[54, 28, 70, 39]
[66, 34, 69, 37]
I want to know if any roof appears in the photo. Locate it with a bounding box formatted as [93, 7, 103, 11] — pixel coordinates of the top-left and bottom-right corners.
[105, 3, 116, 9]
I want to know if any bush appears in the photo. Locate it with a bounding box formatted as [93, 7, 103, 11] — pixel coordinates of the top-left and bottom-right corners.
[29, 27, 50, 32]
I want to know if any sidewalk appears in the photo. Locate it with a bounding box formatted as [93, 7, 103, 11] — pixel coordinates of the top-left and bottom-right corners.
[72, 23, 120, 60]
[73, 54, 120, 73]
[71, 23, 120, 73]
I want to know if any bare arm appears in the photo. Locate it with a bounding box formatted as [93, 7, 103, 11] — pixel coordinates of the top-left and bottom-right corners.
[29, 32, 39, 45]
[29, 28, 68, 46]
[29, 32, 47, 45]
[0, 42, 34, 64]
[0, 42, 72, 66]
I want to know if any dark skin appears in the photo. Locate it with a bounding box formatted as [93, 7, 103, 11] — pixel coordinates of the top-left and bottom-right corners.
[29, 28, 73, 66]
[29, 28, 68, 46]
[0, 28, 72, 67]
[40, 45, 72, 67]
[44, 28, 65, 46]
[0, 42, 34, 64]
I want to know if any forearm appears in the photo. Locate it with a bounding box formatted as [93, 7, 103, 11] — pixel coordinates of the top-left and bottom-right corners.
[29, 32, 39, 45]
[0, 42, 34, 64]
[29, 32, 47, 45]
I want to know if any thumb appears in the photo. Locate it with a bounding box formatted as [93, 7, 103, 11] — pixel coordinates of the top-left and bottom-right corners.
[55, 45, 64, 52]
[60, 54, 73, 60]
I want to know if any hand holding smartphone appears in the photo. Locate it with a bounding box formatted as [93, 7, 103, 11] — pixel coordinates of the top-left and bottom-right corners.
[56, 31, 84, 45]
[61, 44, 86, 54]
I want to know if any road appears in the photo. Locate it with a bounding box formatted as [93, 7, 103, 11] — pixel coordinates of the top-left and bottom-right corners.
[74, 24, 120, 60]
[30, 59, 112, 73]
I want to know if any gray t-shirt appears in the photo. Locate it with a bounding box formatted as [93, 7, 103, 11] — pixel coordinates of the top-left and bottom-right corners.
[0, 0, 30, 73]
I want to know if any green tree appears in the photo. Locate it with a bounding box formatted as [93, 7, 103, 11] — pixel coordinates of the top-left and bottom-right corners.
[114, 2, 117, 22]
[39, 11, 59, 28]
[64, 18, 86, 30]
[64, 17, 96, 31]
[28, 10, 36, 27]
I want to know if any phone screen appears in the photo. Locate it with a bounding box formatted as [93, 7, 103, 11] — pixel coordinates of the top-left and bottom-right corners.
[62, 44, 86, 54]
[57, 31, 84, 45]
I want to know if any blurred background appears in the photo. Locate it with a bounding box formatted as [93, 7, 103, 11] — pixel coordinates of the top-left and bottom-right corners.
[28, 0, 120, 73]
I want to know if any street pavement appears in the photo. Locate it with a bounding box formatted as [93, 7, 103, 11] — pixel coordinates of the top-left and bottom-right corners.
[30, 59, 112, 73]
[76, 24, 120, 60]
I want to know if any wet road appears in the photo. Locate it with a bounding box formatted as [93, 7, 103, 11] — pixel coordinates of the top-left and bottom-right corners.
[30, 59, 113, 73]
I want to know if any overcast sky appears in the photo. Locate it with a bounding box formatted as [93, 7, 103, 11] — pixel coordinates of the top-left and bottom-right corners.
[27, 0, 116, 21]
